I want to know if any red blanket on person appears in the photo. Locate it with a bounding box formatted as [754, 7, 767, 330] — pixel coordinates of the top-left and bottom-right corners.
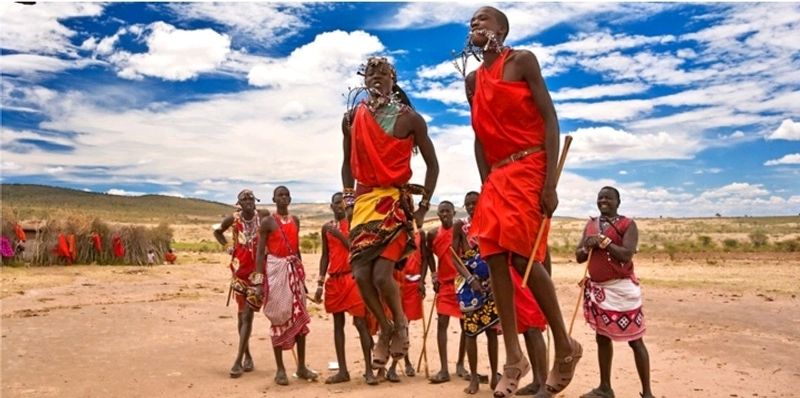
[323, 220, 366, 317]
[350, 103, 413, 188]
[433, 225, 461, 318]
[396, 232, 424, 321]
[509, 265, 547, 332]
[469, 47, 550, 262]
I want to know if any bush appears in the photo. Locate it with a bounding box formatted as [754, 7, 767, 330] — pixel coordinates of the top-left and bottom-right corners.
[697, 235, 714, 248]
[748, 230, 769, 248]
[723, 238, 739, 251]
[300, 232, 321, 254]
[775, 238, 800, 252]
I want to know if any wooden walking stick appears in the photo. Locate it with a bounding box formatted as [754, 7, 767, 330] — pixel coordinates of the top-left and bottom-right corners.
[417, 292, 438, 377]
[568, 248, 592, 336]
[521, 135, 573, 287]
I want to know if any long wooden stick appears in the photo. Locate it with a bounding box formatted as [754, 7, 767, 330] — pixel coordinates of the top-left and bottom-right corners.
[417, 293, 438, 377]
[568, 248, 592, 336]
[521, 135, 573, 287]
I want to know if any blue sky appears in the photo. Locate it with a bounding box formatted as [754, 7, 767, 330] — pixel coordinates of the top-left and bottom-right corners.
[1, 2, 799, 217]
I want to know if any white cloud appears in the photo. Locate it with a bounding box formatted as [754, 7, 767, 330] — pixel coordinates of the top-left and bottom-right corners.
[566, 126, 702, 166]
[0, 30, 396, 202]
[247, 30, 384, 88]
[552, 83, 650, 101]
[413, 80, 467, 106]
[167, 3, 311, 48]
[109, 22, 231, 81]
[0, 3, 104, 56]
[765, 119, 800, 141]
[107, 189, 145, 196]
[764, 153, 800, 166]
[558, 99, 654, 122]
[619, 170, 628, 175]
[0, 54, 97, 76]
[378, 3, 668, 43]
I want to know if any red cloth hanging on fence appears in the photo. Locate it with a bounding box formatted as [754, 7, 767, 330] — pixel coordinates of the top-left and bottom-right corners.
[112, 235, 125, 258]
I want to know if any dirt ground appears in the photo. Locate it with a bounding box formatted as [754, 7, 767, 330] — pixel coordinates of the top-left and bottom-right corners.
[2, 253, 799, 398]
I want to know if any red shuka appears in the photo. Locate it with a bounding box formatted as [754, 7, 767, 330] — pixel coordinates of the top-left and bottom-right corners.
[433, 225, 461, 318]
[14, 224, 26, 242]
[324, 220, 366, 317]
[267, 215, 299, 257]
[350, 103, 414, 187]
[91, 233, 103, 252]
[112, 235, 125, 258]
[326, 220, 351, 275]
[469, 47, 550, 262]
[398, 232, 424, 321]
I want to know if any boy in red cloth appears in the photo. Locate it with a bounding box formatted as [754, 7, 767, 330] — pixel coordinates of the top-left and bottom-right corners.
[314, 192, 377, 385]
[426, 201, 467, 384]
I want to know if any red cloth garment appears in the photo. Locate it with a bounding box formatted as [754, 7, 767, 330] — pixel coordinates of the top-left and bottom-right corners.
[437, 282, 462, 319]
[165, 252, 177, 264]
[323, 219, 366, 317]
[56, 233, 73, 264]
[267, 214, 300, 258]
[469, 47, 550, 262]
[326, 220, 351, 275]
[91, 233, 103, 252]
[350, 103, 414, 188]
[14, 224, 26, 242]
[433, 225, 461, 318]
[584, 216, 635, 283]
[112, 235, 125, 258]
[432, 226, 457, 283]
[396, 232, 424, 321]
[509, 265, 547, 332]
[67, 234, 77, 260]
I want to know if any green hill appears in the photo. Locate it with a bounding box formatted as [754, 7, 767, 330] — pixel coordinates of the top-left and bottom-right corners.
[1, 184, 233, 223]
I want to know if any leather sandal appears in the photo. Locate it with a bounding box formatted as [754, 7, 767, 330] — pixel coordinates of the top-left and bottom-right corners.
[493, 356, 530, 398]
[545, 338, 583, 393]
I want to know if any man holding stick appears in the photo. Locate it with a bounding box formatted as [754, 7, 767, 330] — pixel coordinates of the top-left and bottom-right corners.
[462, 6, 581, 397]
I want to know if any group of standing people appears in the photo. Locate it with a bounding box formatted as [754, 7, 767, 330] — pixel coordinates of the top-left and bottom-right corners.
[212, 6, 653, 398]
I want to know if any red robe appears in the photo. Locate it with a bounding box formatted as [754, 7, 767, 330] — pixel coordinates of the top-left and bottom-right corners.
[56, 233, 73, 264]
[469, 48, 550, 262]
[350, 103, 413, 188]
[91, 233, 103, 253]
[323, 220, 366, 318]
[14, 224, 26, 242]
[397, 232, 424, 321]
[112, 235, 125, 258]
[433, 225, 461, 318]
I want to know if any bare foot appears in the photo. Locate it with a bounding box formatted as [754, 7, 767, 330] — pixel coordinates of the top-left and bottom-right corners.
[429, 370, 450, 384]
[386, 367, 400, 383]
[242, 355, 254, 372]
[324, 370, 350, 384]
[464, 374, 480, 394]
[404, 362, 416, 377]
[296, 366, 319, 381]
[456, 363, 468, 378]
[274, 369, 289, 386]
[517, 382, 540, 395]
[364, 372, 379, 386]
[229, 362, 243, 379]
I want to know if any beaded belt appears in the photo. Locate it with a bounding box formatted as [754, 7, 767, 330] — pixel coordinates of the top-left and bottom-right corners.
[491, 145, 543, 171]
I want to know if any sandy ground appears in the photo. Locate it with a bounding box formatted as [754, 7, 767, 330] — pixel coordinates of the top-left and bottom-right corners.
[2, 253, 799, 398]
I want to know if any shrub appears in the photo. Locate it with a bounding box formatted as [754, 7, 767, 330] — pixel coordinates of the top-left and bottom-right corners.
[748, 230, 769, 248]
[697, 235, 714, 248]
[723, 238, 739, 251]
